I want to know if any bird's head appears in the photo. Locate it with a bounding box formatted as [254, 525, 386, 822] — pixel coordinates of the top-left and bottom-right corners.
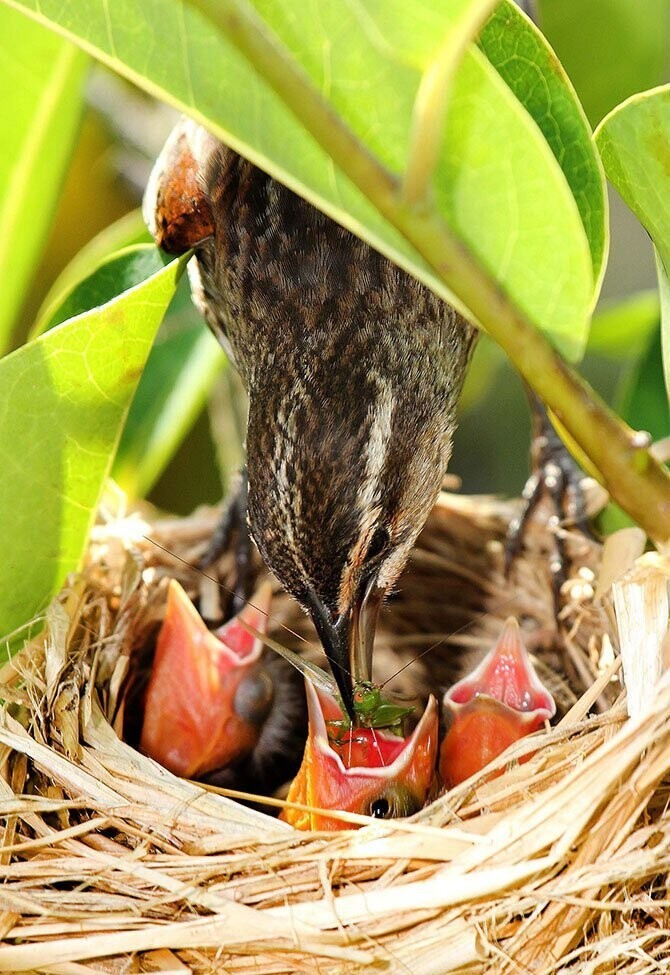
[246, 354, 456, 719]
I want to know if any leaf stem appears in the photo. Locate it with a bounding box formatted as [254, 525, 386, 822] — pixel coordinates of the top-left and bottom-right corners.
[191, 0, 670, 542]
[403, 0, 498, 205]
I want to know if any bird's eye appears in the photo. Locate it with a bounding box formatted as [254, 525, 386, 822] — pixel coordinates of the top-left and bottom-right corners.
[366, 525, 390, 563]
[233, 669, 274, 725]
[366, 786, 420, 820]
[370, 797, 391, 818]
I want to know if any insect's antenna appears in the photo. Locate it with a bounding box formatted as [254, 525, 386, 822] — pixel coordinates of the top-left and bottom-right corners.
[142, 534, 310, 647]
[379, 589, 523, 689]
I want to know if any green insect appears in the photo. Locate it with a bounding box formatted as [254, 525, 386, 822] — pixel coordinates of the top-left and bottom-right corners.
[351, 681, 414, 731]
[325, 680, 414, 744]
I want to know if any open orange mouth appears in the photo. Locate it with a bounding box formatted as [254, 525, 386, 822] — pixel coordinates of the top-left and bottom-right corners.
[439, 618, 556, 788]
[281, 679, 438, 830]
[140, 580, 273, 778]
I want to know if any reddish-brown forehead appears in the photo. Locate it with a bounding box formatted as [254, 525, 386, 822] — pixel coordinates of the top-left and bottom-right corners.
[152, 134, 214, 254]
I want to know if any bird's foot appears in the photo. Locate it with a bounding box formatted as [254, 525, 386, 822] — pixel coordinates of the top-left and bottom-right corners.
[505, 396, 595, 607]
[198, 468, 252, 617]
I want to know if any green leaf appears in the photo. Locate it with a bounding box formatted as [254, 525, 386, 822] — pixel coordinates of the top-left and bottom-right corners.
[479, 1, 607, 290]
[34, 244, 170, 335]
[0, 251, 187, 639]
[539, 0, 670, 127]
[595, 86, 670, 408]
[616, 323, 669, 443]
[3, 0, 598, 358]
[113, 314, 226, 499]
[659, 252, 670, 405]
[36, 241, 227, 500]
[588, 291, 660, 359]
[0, 5, 87, 352]
[596, 87, 670, 271]
[33, 209, 150, 335]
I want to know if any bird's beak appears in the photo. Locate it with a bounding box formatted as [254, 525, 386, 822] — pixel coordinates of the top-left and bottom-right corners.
[306, 594, 355, 720]
[439, 617, 556, 789]
[280, 678, 438, 830]
[351, 577, 384, 685]
[140, 579, 274, 778]
[307, 579, 384, 721]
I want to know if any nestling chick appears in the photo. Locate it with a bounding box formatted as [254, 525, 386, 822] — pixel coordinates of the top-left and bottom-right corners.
[140, 580, 305, 794]
[144, 118, 476, 715]
[439, 617, 556, 788]
[282, 678, 438, 830]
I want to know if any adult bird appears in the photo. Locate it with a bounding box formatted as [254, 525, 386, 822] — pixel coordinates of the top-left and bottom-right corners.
[144, 119, 476, 717]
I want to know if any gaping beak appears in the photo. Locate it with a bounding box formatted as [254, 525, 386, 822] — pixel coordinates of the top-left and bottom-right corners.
[307, 579, 385, 721]
[439, 617, 556, 789]
[140, 579, 274, 778]
[280, 678, 438, 830]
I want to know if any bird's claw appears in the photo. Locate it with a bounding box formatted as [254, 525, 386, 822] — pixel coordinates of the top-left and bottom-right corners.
[505, 397, 595, 608]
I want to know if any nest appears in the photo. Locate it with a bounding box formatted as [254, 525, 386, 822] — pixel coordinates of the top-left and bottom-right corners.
[1, 486, 669, 974]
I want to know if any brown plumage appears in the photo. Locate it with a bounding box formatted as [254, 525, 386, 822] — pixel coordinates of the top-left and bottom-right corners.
[144, 118, 476, 715]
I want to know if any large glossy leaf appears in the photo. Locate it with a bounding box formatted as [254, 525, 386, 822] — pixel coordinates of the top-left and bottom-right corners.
[596, 87, 670, 270]
[2, 0, 601, 358]
[34, 245, 170, 334]
[539, 0, 670, 127]
[33, 242, 227, 498]
[479, 1, 607, 289]
[0, 251, 187, 638]
[34, 239, 227, 499]
[0, 5, 87, 352]
[595, 86, 670, 405]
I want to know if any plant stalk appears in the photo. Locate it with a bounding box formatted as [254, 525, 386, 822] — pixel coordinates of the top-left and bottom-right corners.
[192, 0, 670, 543]
[403, 0, 498, 205]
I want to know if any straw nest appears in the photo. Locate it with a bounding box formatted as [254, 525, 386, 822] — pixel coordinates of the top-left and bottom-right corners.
[2, 481, 670, 974]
